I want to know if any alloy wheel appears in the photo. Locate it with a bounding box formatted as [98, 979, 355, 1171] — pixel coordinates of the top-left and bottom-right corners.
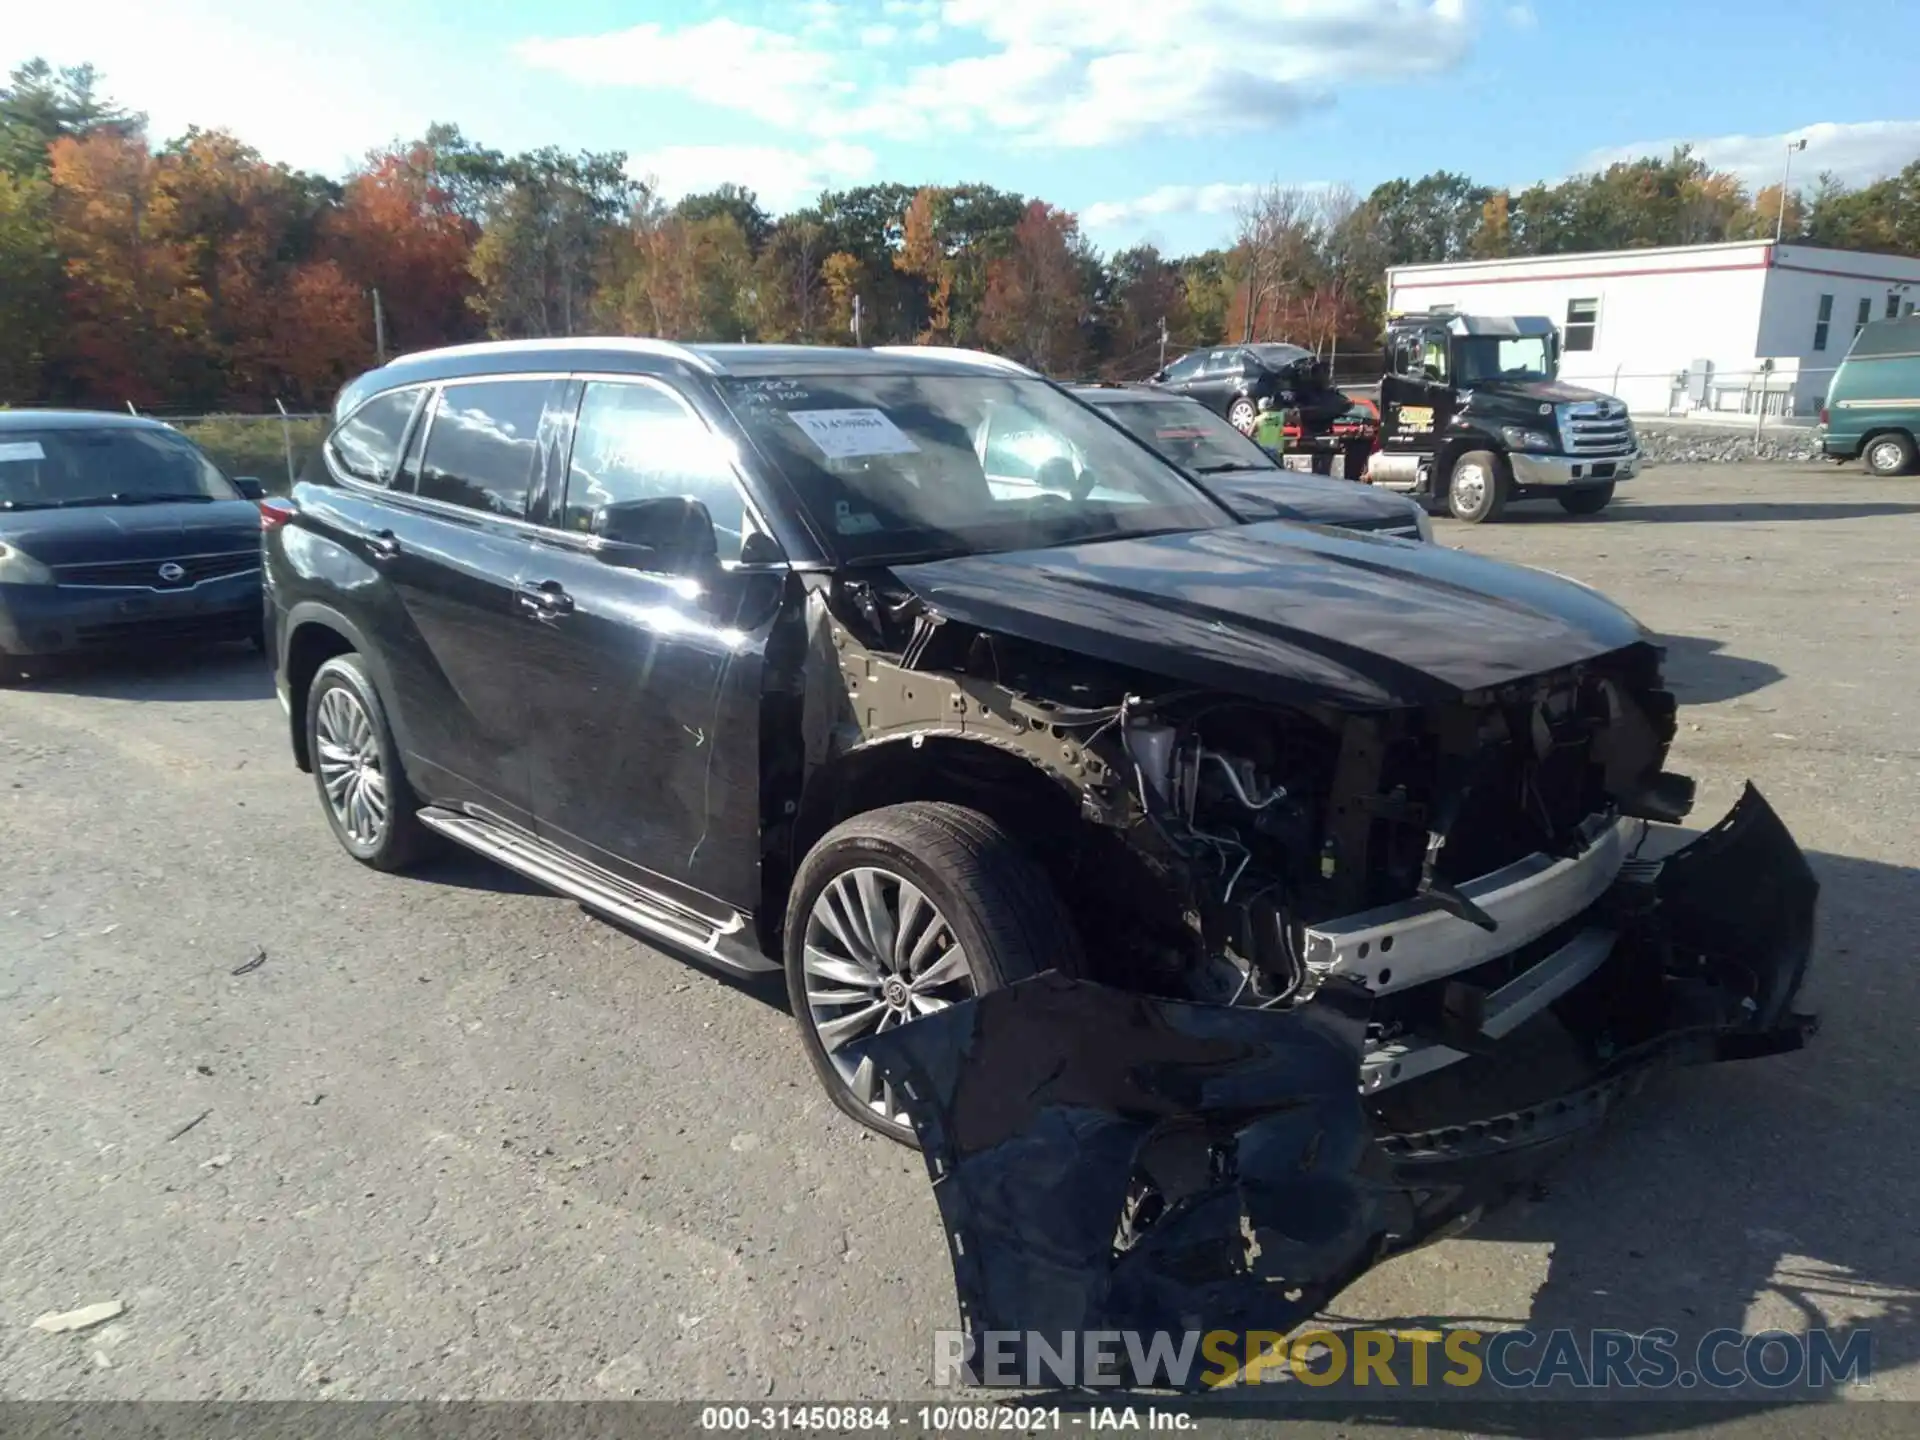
[314, 685, 389, 848]
[802, 866, 974, 1128]
[1451, 461, 1489, 516]
[1228, 400, 1257, 434]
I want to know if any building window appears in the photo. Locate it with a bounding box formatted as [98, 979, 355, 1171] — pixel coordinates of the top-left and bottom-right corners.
[1564, 298, 1599, 352]
[1889, 293, 1904, 320]
[1813, 294, 1833, 351]
[1856, 297, 1873, 337]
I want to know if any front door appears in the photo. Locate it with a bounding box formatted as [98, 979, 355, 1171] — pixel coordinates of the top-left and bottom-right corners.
[520, 376, 783, 917]
[1378, 327, 1457, 460]
[371, 376, 564, 828]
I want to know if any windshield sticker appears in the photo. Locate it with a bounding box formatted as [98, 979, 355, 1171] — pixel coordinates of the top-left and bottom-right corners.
[788, 408, 921, 460]
[833, 501, 884, 534]
[0, 441, 46, 462]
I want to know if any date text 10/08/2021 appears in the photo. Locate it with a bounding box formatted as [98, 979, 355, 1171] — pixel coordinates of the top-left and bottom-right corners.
[701, 1409, 1189, 1432]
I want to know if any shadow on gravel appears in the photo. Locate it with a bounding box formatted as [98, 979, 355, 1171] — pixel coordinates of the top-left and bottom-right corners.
[5, 643, 273, 701]
[1656, 634, 1784, 704]
[1490, 499, 1920, 525]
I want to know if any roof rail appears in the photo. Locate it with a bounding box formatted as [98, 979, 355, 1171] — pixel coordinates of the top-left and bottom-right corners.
[391, 336, 725, 375]
[870, 345, 1038, 377]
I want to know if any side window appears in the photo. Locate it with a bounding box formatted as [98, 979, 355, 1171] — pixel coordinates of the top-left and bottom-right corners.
[1564, 298, 1599, 352]
[326, 388, 420, 486]
[416, 379, 553, 519]
[1814, 294, 1833, 352]
[563, 381, 748, 562]
[1421, 331, 1449, 382]
[1162, 352, 1203, 383]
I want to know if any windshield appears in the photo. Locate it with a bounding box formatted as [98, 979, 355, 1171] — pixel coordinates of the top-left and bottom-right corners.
[1454, 336, 1553, 384]
[1096, 397, 1278, 475]
[720, 373, 1229, 562]
[0, 427, 237, 509]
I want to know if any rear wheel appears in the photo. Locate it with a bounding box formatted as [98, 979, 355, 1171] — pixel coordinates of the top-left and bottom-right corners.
[1864, 432, 1917, 477]
[1227, 397, 1258, 434]
[305, 653, 433, 871]
[784, 802, 1082, 1145]
[1557, 483, 1615, 515]
[1446, 450, 1510, 524]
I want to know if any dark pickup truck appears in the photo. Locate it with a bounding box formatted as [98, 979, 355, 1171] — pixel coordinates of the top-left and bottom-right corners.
[268, 340, 1815, 1372]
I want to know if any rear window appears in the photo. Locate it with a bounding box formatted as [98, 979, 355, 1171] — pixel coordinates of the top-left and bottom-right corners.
[327, 388, 422, 487]
[0, 427, 236, 510]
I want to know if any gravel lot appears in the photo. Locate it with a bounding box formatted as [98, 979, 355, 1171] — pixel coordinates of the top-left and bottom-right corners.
[2, 461, 1916, 1419]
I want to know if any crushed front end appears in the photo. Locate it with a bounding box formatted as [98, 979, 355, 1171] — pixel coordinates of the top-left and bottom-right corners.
[854, 785, 1816, 1378]
[808, 536, 1818, 1382]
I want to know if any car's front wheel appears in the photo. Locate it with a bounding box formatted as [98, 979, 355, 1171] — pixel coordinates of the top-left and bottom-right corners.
[1227, 397, 1258, 434]
[1557, 483, 1615, 515]
[1446, 450, 1511, 523]
[784, 802, 1082, 1145]
[305, 653, 433, 872]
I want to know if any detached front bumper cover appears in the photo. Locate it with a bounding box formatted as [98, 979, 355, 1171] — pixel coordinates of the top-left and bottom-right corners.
[852, 784, 1817, 1385]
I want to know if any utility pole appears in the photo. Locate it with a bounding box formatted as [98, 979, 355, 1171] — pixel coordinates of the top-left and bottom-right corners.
[851, 294, 863, 347]
[1158, 315, 1169, 370]
[370, 288, 388, 365]
[1776, 138, 1807, 244]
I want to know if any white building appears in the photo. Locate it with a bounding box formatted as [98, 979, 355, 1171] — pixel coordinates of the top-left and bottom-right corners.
[1386, 241, 1920, 418]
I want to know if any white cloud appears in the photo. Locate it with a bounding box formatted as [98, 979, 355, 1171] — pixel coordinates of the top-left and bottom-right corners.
[0, 0, 437, 175]
[1083, 182, 1271, 232]
[521, 0, 1476, 150]
[628, 142, 877, 213]
[858, 23, 899, 47]
[1581, 121, 1920, 191]
[516, 19, 844, 130]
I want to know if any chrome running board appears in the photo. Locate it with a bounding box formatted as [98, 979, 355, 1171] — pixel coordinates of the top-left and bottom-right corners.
[416, 807, 775, 974]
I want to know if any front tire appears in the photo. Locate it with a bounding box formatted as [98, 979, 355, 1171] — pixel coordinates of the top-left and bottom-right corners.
[1557, 483, 1615, 515]
[1227, 397, 1258, 434]
[784, 802, 1083, 1145]
[305, 653, 433, 872]
[1446, 450, 1510, 523]
[1864, 432, 1917, 476]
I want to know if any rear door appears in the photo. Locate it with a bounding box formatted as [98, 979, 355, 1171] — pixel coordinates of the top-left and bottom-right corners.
[369, 376, 564, 826]
[1183, 349, 1239, 417]
[518, 375, 785, 915]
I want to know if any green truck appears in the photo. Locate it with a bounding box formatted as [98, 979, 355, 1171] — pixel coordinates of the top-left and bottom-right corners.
[1819, 314, 1920, 476]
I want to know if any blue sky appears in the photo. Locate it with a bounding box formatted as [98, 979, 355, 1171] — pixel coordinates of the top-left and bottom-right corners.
[7, 0, 1917, 254]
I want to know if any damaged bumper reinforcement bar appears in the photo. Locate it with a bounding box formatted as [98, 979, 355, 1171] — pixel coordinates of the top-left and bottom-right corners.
[850, 784, 1818, 1387]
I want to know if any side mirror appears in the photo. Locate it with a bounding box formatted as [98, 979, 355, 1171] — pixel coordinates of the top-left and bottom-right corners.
[232, 476, 266, 500]
[1150, 369, 1168, 383]
[592, 495, 719, 572]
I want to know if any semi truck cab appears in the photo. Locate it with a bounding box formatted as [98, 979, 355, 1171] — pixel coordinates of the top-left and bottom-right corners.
[1367, 310, 1640, 523]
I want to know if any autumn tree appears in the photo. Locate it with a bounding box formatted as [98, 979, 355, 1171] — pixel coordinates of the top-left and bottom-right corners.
[46, 129, 204, 405]
[325, 138, 480, 356]
[0, 59, 140, 177]
[754, 214, 827, 341]
[894, 187, 953, 342]
[0, 169, 59, 399]
[977, 201, 1089, 374]
[602, 209, 755, 339]
[1101, 245, 1190, 377]
[675, 183, 772, 253]
[468, 146, 637, 338]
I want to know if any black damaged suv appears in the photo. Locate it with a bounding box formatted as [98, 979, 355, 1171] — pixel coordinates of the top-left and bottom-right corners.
[270, 340, 1816, 1347]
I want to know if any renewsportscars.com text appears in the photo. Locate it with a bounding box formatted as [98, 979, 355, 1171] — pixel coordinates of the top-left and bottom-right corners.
[934, 1326, 1873, 1391]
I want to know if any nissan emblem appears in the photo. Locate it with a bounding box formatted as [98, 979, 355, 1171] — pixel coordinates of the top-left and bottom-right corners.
[158, 562, 186, 582]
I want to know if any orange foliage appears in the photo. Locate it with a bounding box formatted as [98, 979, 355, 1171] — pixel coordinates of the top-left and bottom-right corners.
[323, 145, 478, 356]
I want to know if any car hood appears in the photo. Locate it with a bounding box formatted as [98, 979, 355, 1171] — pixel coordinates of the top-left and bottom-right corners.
[1197, 468, 1419, 531]
[888, 521, 1650, 709]
[1463, 377, 1618, 407]
[0, 500, 260, 566]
